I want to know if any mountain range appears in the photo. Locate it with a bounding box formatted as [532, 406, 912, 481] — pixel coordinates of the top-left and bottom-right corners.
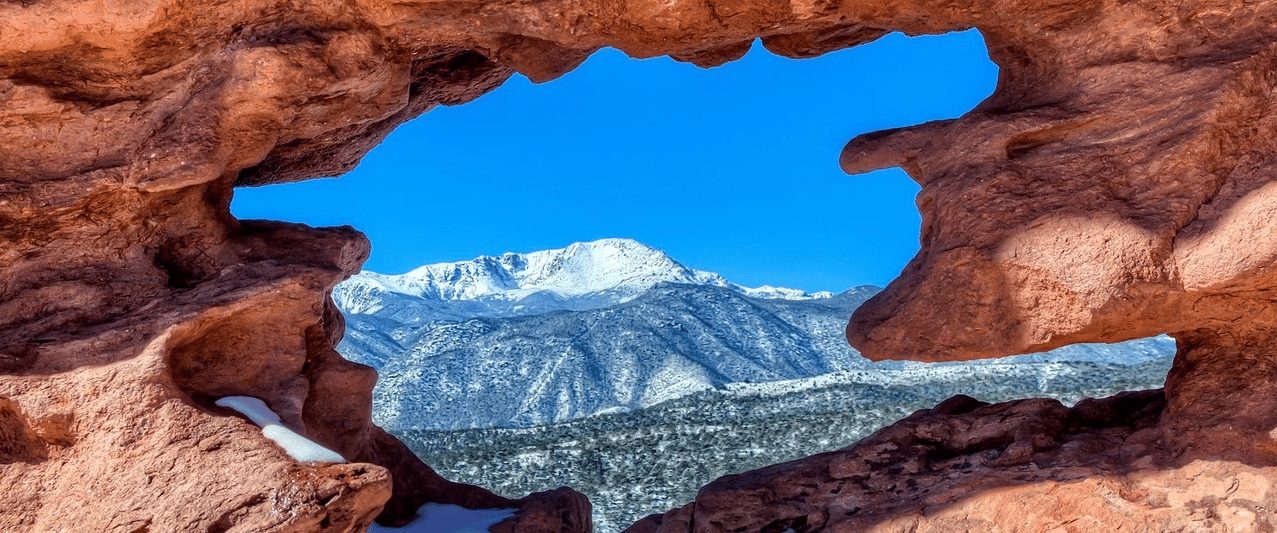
[333, 238, 1174, 430]
[334, 238, 832, 324]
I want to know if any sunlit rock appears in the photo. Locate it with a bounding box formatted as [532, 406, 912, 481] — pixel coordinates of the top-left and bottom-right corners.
[3, 0, 1277, 531]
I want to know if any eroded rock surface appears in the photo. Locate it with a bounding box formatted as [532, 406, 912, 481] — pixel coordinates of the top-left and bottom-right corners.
[0, 219, 588, 531]
[4, 0, 1277, 531]
[626, 390, 1277, 533]
[841, 3, 1277, 366]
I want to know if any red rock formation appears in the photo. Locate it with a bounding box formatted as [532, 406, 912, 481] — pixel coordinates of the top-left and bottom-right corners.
[627, 391, 1277, 533]
[0, 0, 589, 525]
[4, 0, 1277, 531]
[841, 2, 1277, 365]
[0, 217, 587, 531]
[831, 0, 1277, 472]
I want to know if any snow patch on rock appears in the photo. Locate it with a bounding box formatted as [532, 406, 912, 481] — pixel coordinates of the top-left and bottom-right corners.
[215, 396, 346, 464]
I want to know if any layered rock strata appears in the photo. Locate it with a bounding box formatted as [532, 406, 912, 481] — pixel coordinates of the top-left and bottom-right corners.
[3, 0, 1277, 531]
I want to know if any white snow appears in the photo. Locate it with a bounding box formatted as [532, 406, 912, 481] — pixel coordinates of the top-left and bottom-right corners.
[333, 238, 830, 319]
[214, 396, 346, 464]
[737, 284, 832, 300]
[366, 503, 517, 533]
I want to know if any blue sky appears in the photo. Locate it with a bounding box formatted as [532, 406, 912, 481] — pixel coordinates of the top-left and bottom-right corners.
[232, 30, 996, 293]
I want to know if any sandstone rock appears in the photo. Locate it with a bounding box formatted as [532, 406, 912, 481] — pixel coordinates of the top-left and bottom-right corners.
[5, 0, 1277, 531]
[840, 3, 1277, 363]
[0, 332, 394, 533]
[624, 504, 693, 533]
[0, 217, 589, 531]
[626, 390, 1277, 533]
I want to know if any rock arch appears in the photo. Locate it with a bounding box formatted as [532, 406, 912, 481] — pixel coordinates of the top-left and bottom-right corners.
[3, 0, 1277, 531]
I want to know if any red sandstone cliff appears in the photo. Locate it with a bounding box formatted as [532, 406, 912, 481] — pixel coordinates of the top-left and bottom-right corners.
[3, 0, 1277, 531]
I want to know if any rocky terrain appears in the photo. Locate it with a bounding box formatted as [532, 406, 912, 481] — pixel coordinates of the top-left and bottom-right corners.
[339, 240, 1178, 532]
[402, 357, 1174, 533]
[3, 0, 1277, 532]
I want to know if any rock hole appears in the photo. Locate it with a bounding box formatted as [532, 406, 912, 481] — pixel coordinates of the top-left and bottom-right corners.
[229, 30, 999, 531]
[153, 241, 205, 289]
[165, 303, 314, 429]
[919, 440, 964, 463]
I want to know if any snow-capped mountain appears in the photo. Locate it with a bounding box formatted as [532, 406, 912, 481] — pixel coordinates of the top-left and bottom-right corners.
[333, 239, 1176, 431]
[333, 238, 832, 324]
[345, 284, 879, 430]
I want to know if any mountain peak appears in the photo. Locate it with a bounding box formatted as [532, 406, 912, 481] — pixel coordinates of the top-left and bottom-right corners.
[514, 238, 687, 289]
[393, 237, 695, 300]
[333, 238, 832, 319]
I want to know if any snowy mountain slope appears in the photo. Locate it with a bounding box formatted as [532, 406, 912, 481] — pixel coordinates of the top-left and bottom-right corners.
[400, 356, 1173, 533]
[348, 283, 878, 430]
[340, 283, 1174, 430]
[333, 239, 1177, 431]
[332, 238, 831, 324]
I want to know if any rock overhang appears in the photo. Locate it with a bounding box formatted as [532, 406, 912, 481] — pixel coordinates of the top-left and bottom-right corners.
[6, 0, 1277, 531]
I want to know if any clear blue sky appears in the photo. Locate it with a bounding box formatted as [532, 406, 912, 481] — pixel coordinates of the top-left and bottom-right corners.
[232, 30, 996, 293]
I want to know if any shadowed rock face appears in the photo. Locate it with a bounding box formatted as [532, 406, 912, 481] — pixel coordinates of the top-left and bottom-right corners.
[3, 0, 1277, 531]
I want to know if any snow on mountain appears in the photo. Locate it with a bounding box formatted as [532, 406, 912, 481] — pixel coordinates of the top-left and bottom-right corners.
[332, 238, 829, 323]
[345, 284, 880, 430]
[332, 239, 1176, 431]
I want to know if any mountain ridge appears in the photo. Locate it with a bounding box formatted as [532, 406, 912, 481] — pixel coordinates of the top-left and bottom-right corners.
[334, 238, 836, 322]
[342, 282, 883, 429]
[332, 240, 1174, 431]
